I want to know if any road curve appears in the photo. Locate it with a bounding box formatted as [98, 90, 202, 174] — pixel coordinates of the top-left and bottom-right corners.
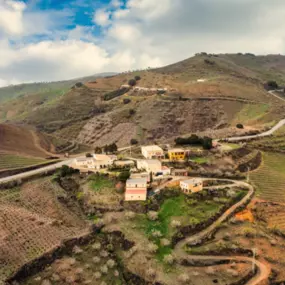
[168, 178, 270, 285]
[223, 118, 285, 142]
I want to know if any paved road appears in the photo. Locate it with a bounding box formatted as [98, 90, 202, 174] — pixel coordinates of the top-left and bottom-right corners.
[171, 178, 270, 285]
[224, 118, 285, 142]
[222, 89, 285, 142]
[0, 159, 73, 184]
[268, 89, 285, 103]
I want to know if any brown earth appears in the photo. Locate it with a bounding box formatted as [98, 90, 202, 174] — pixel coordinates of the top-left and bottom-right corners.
[0, 178, 90, 283]
[0, 124, 54, 158]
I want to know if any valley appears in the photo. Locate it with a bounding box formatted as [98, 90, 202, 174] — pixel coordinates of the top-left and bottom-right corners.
[1, 53, 285, 285]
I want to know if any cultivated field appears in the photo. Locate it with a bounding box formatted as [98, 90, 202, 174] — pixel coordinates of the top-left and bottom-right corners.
[249, 152, 285, 203]
[0, 178, 89, 283]
[0, 153, 47, 171]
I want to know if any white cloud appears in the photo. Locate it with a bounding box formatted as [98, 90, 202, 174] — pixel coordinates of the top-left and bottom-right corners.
[1, 0, 285, 87]
[0, 0, 26, 35]
[93, 9, 111, 27]
[110, 0, 123, 8]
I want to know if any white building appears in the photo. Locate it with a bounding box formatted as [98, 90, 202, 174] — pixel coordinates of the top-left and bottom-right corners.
[125, 178, 148, 201]
[137, 159, 162, 174]
[74, 154, 116, 170]
[130, 172, 150, 183]
[114, 160, 135, 167]
[141, 145, 164, 159]
[180, 179, 203, 194]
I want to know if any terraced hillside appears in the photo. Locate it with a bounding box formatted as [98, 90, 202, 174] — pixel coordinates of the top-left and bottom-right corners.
[1, 54, 285, 148]
[0, 153, 47, 171]
[249, 152, 285, 203]
[0, 178, 90, 283]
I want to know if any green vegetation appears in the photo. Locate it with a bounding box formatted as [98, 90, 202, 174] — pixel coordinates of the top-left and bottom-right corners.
[233, 103, 270, 124]
[103, 87, 130, 101]
[128, 79, 137, 86]
[250, 152, 285, 203]
[190, 157, 209, 164]
[175, 134, 213, 150]
[88, 175, 115, 192]
[135, 192, 225, 261]
[0, 154, 47, 170]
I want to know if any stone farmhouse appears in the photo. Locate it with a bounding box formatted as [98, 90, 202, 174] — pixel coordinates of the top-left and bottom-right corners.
[180, 178, 203, 194]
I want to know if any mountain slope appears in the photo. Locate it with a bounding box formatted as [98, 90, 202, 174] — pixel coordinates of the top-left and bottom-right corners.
[1, 54, 285, 148]
[0, 72, 117, 104]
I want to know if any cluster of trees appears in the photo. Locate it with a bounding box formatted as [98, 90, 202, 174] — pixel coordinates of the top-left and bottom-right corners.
[175, 134, 213, 150]
[128, 75, 141, 87]
[103, 87, 129, 101]
[59, 165, 79, 177]
[90, 143, 118, 155]
[266, 80, 279, 90]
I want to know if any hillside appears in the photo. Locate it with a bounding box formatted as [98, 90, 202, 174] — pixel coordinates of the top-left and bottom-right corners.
[1, 53, 285, 148]
[0, 72, 117, 104]
[0, 124, 53, 158]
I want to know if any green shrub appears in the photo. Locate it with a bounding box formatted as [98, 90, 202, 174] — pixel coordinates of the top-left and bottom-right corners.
[123, 98, 131, 104]
[103, 88, 129, 101]
[118, 170, 130, 182]
[130, 138, 138, 145]
[236, 123, 244, 129]
[128, 79, 137, 86]
[135, 75, 141, 81]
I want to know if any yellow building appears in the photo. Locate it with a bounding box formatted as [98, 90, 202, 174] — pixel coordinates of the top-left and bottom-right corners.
[168, 148, 186, 161]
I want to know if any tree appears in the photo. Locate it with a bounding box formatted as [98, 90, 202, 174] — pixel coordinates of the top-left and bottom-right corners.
[266, 80, 278, 90]
[123, 98, 131, 104]
[118, 170, 130, 182]
[75, 82, 83, 87]
[202, 136, 212, 150]
[128, 79, 137, 86]
[130, 138, 138, 145]
[86, 153, 93, 157]
[110, 143, 118, 153]
[94, 147, 102, 154]
[236, 123, 244, 129]
[129, 109, 136, 116]
[134, 75, 141, 81]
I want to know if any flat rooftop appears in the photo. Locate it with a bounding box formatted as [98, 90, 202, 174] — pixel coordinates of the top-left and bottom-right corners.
[127, 178, 148, 184]
[141, 145, 163, 151]
[168, 148, 185, 152]
[181, 178, 202, 184]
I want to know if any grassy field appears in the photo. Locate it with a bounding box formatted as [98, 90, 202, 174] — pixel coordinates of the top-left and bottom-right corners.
[88, 175, 115, 191]
[190, 157, 209, 164]
[135, 192, 225, 261]
[232, 103, 270, 125]
[0, 153, 47, 170]
[249, 152, 285, 203]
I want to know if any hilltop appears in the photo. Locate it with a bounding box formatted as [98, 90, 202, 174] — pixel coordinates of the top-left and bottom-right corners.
[1, 53, 285, 149]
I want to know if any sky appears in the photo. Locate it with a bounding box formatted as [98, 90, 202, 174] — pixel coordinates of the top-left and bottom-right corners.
[0, 0, 285, 87]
